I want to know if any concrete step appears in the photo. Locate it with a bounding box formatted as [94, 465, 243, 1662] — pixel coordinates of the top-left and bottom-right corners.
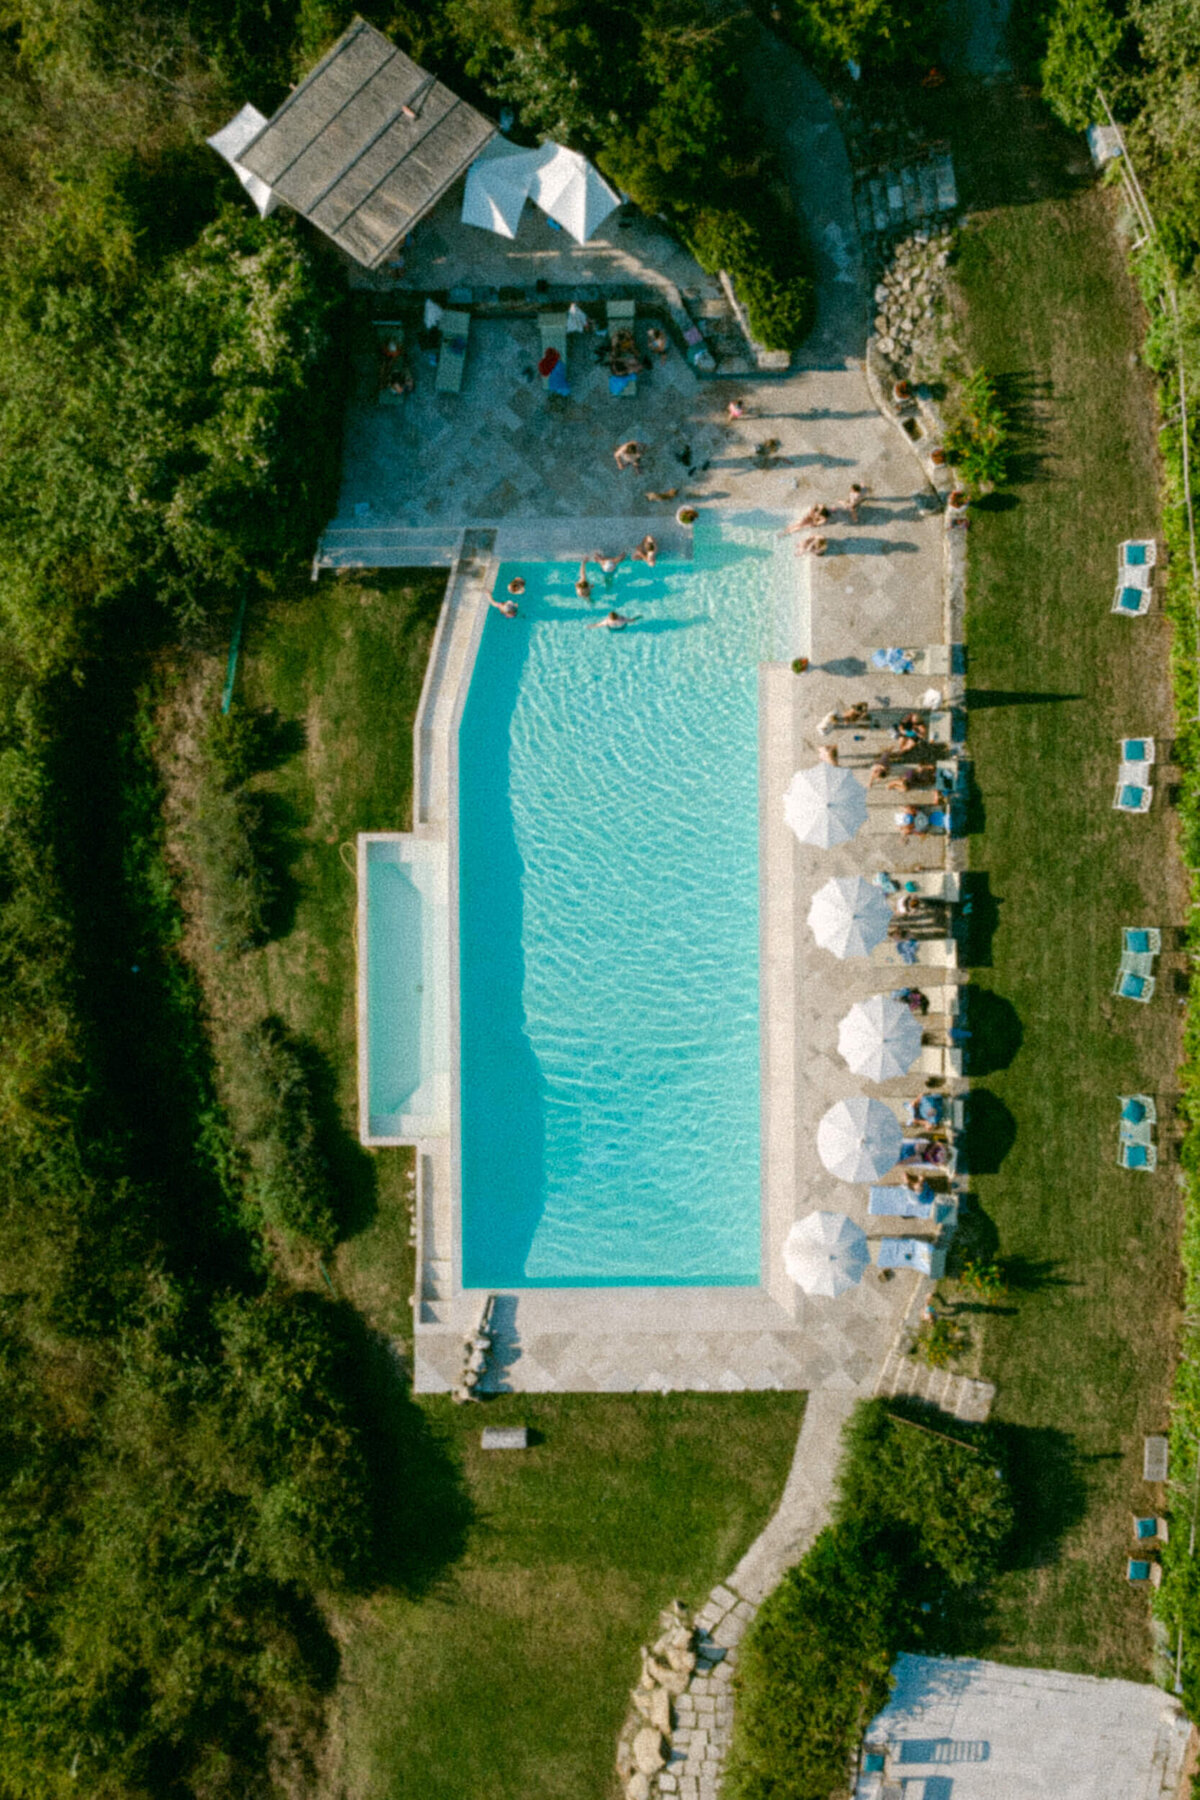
[316, 524, 462, 568]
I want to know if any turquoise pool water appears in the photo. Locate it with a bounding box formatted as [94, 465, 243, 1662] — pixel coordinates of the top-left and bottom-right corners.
[458, 524, 786, 1286]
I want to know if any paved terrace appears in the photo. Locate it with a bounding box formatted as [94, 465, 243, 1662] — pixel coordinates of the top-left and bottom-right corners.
[329, 46, 963, 1396]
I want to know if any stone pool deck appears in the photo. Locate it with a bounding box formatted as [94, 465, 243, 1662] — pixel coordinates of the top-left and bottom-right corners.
[330, 36, 966, 1398]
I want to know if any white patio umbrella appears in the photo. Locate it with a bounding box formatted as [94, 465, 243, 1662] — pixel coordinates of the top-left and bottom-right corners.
[817, 1096, 903, 1183]
[528, 143, 621, 243]
[837, 994, 923, 1081]
[461, 137, 542, 238]
[807, 875, 893, 958]
[784, 765, 868, 849]
[784, 1210, 869, 1298]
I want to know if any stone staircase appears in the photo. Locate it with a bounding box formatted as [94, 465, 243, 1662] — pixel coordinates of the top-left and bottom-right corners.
[874, 1339, 995, 1422]
[852, 148, 958, 245]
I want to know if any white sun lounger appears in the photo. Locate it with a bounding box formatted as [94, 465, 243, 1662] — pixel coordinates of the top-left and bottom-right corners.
[876, 1238, 946, 1276]
[1112, 581, 1152, 617]
[917, 1044, 965, 1079]
[1114, 777, 1153, 813]
[870, 938, 958, 969]
[1119, 539, 1157, 571]
[880, 870, 961, 902]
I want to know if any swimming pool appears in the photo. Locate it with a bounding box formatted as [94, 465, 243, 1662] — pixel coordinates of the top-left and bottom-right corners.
[457, 523, 790, 1287]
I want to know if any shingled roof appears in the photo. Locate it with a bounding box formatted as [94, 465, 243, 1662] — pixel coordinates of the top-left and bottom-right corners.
[237, 18, 495, 269]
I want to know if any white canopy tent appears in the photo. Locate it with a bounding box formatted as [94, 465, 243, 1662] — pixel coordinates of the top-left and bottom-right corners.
[837, 995, 923, 1082]
[460, 138, 621, 244]
[783, 1211, 869, 1298]
[817, 1096, 904, 1183]
[807, 875, 893, 959]
[206, 104, 279, 218]
[784, 765, 869, 849]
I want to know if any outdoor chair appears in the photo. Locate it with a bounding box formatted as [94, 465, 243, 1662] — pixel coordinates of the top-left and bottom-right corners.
[1112, 582, 1153, 618]
[1120, 1093, 1158, 1127]
[876, 1238, 946, 1276]
[869, 1184, 938, 1220]
[1119, 737, 1156, 769]
[1132, 1514, 1169, 1542]
[435, 310, 471, 394]
[1113, 778, 1153, 814]
[538, 311, 570, 392]
[1113, 970, 1156, 1003]
[1120, 950, 1156, 979]
[1126, 1558, 1163, 1586]
[1122, 928, 1162, 957]
[372, 320, 410, 407]
[1119, 1140, 1158, 1171]
[1119, 539, 1157, 570]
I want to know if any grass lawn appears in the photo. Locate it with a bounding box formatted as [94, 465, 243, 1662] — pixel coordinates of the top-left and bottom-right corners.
[210, 572, 803, 1795]
[942, 92, 1184, 1676]
[328, 1391, 802, 1800]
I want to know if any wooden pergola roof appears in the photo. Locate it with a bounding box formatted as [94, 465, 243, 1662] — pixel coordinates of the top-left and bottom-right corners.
[238, 18, 495, 269]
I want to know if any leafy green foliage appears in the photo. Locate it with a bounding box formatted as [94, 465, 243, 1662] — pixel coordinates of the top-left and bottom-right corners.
[779, 0, 945, 73]
[1040, 0, 1124, 129]
[688, 204, 815, 350]
[725, 1401, 1013, 1800]
[943, 366, 1012, 492]
[237, 1016, 341, 1251]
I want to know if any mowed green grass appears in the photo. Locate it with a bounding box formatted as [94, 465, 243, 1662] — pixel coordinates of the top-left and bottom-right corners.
[952, 181, 1183, 1675]
[234, 574, 803, 1796]
[331, 1392, 802, 1800]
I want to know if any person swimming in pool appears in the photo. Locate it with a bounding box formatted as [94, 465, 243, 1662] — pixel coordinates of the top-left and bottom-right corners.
[586, 610, 641, 631]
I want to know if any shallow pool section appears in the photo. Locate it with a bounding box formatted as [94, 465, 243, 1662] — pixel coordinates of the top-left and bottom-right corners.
[458, 524, 788, 1286]
[361, 836, 450, 1142]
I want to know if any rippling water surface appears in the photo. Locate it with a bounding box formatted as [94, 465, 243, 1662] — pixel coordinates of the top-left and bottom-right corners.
[459, 526, 783, 1285]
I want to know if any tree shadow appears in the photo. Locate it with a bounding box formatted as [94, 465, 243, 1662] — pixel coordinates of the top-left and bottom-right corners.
[253, 788, 304, 944]
[958, 872, 1001, 968]
[993, 1424, 1090, 1572]
[965, 689, 1084, 710]
[332, 1306, 473, 1597]
[993, 370, 1053, 487]
[963, 987, 1023, 1076]
[960, 758, 986, 837]
[962, 1088, 1017, 1174]
[998, 1254, 1076, 1294]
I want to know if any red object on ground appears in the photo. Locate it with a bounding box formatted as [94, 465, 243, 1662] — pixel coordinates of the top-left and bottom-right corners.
[537, 347, 561, 377]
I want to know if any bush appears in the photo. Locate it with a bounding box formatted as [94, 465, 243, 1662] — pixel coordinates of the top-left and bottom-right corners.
[943, 366, 1011, 492]
[1040, 0, 1124, 130]
[724, 1524, 902, 1800]
[189, 782, 277, 952]
[781, 0, 945, 73]
[239, 1016, 340, 1251]
[688, 203, 816, 351]
[724, 1401, 1013, 1800]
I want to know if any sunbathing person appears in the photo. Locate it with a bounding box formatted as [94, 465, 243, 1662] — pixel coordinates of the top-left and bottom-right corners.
[895, 808, 930, 838]
[794, 534, 827, 558]
[779, 503, 828, 536]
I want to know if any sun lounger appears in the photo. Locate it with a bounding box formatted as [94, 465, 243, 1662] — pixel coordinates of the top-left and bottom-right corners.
[1120, 950, 1156, 978]
[1120, 1093, 1157, 1127]
[1114, 778, 1153, 813]
[1119, 1140, 1157, 1170]
[918, 983, 963, 1019]
[1120, 539, 1157, 570]
[1122, 928, 1161, 957]
[1144, 1436, 1169, 1481]
[1120, 737, 1155, 769]
[1114, 970, 1155, 1002]
[1126, 1558, 1162, 1586]
[878, 870, 961, 903]
[870, 937, 958, 969]
[1112, 582, 1152, 617]
[435, 309, 471, 394]
[538, 311, 570, 392]
[605, 298, 637, 395]
[868, 1184, 938, 1220]
[917, 1044, 965, 1079]
[876, 1238, 946, 1276]
[872, 646, 955, 677]
[372, 320, 411, 407]
[1132, 1514, 1169, 1542]
[900, 1140, 957, 1177]
[1119, 1117, 1154, 1148]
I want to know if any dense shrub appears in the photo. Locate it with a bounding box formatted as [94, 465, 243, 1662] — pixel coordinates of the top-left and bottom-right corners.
[778, 0, 945, 74]
[1040, 0, 1125, 129]
[238, 1016, 340, 1251]
[942, 366, 1011, 492]
[725, 1400, 1012, 1800]
[688, 204, 816, 351]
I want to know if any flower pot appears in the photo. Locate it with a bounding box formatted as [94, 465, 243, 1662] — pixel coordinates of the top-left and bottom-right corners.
[791, 657, 809, 674]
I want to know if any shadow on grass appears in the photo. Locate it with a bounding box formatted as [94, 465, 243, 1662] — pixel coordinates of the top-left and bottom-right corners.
[334, 1306, 473, 1596]
[255, 787, 304, 945]
[958, 872, 1001, 967]
[964, 987, 1023, 1076]
[994, 370, 1053, 487]
[965, 689, 1084, 709]
[994, 1423, 1090, 1573]
[962, 1089, 1017, 1174]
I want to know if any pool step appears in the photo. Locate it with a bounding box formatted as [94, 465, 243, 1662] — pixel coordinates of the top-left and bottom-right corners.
[313, 523, 463, 571]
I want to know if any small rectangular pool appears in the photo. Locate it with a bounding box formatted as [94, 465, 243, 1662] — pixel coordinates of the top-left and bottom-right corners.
[457, 523, 789, 1287]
